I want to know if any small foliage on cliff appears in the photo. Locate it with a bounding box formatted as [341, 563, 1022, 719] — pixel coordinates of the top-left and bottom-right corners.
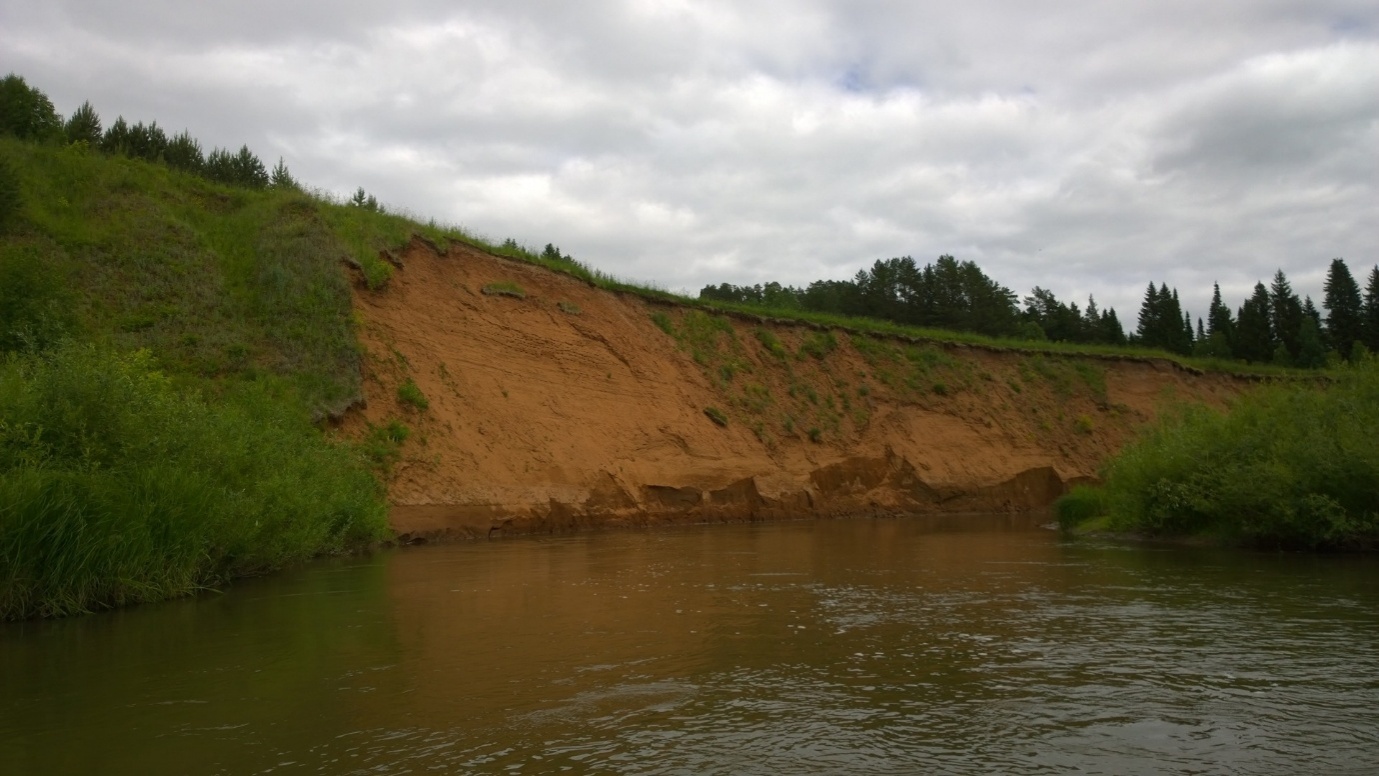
[704, 406, 728, 427]
[397, 379, 429, 411]
[482, 281, 526, 299]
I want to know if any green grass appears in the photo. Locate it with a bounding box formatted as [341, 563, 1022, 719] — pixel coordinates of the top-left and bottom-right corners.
[1058, 359, 1379, 549]
[0, 344, 388, 620]
[397, 378, 428, 411]
[703, 406, 729, 427]
[481, 281, 526, 299]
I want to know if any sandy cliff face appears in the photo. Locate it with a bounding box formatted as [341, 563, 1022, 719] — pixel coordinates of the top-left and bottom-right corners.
[345, 239, 1247, 540]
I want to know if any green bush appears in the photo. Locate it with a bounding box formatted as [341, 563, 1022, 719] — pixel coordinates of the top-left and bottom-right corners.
[0, 154, 20, 232]
[0, 242, 70, 351]
[0, 344, 388, 619]
[397, 378, 428, 411]
[482, 281, 525, 299]
[703, 406, 728, 427]
[1055, 485, 1106, 531]
[1092, 362, 1379, 548]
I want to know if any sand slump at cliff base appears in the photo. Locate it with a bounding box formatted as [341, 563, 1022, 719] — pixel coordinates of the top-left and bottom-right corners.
[345, 239, 1249, 539]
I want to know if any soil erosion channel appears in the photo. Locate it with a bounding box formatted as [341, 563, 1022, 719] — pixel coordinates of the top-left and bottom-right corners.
[346, 239, 1246, 540]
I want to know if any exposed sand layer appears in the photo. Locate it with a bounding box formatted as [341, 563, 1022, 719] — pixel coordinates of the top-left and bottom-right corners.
[345, 239, 1248, 540]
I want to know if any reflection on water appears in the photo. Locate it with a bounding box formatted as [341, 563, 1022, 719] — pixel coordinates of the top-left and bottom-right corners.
[3, 514, 1378, 774]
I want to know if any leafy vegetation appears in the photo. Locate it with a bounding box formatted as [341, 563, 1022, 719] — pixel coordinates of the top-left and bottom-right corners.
[1058, 360, 1379, 549]
[0, 345, 387, 620]
[397, 378, 428, 411]
[481, 281, 526, 299]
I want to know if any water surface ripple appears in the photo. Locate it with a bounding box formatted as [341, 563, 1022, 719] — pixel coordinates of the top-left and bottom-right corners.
[3, 515, 1377, 774]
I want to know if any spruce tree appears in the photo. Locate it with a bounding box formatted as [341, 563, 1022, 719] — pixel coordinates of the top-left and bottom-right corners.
[1270, 269, 1303, 360]
[1296, 314, 1326, 368]
[1136, 282, 1160, 346]
[1206, 282, 1234, 354]
[1235, 282, 1274, 363]
[1365, 266, 1379, 353]
[1323, 258, 1364, 360]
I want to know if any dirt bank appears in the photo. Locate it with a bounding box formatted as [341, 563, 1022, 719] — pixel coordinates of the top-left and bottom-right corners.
[345, 239, 1248, 541]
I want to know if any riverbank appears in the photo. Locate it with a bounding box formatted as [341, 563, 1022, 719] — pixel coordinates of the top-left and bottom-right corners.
[344, 239, 1254, 541]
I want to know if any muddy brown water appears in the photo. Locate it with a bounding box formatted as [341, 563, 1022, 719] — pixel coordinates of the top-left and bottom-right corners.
[3, 515, 1378, 775]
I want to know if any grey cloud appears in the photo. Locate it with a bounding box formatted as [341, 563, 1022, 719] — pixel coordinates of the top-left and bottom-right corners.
[2, 0, 1376, 320]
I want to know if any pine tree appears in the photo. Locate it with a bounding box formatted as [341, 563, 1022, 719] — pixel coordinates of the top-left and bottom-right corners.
[1270, 269, 1303, 360]
[64, 101, 102, 146]
[269, 157, 297, 189]
[1235, 282, 1274, 364]
[204, 147, 236, 185]
[1365, 266, 1379, 353]
[101, 116, 132, 155]
[1206, 282, 1234, 353]
[231, 145, 268, 188]
[164, 131, 204, 172]
[1323, 258, 1365, 360]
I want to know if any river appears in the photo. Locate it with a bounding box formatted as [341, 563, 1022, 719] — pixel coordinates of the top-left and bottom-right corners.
[3, 514, 1378, 774]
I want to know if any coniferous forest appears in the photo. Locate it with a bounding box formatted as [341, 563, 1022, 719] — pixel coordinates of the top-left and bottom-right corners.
[701, 255, 1379, 368]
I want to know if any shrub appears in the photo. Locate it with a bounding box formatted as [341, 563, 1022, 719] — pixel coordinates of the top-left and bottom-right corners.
[0, 242, 70, 351]
[650, 311, 674, 335]
[558, 301, 581, 315]
[1055, 485, 1106, 531]
[1075, 414, 1095, 434]
[0, 154, 20, 232]
[397, 378, 428, 411]
[0, 344, 388, 619]
[808, 426, 822, 443]
[799, 331, 837, 360]
[482, 281, 526, 299]
[754, 328, 787, 359]
[704, 406, 728, 427]
[1094, 362, 1379, 548]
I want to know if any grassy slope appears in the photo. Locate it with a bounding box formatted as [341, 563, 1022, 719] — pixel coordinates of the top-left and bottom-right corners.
[0, 140, 414, 618]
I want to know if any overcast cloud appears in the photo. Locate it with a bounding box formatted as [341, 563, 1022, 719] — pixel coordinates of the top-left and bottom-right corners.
[3, 1, 1376, 319]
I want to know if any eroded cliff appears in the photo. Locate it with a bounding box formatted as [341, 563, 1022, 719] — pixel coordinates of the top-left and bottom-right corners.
[345, 239, 1248, 540]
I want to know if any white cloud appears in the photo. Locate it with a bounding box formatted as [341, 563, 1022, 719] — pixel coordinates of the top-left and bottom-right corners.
[2, 0, 1376, 320]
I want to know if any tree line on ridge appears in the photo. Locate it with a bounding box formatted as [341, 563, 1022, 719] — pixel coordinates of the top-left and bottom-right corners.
[701, 257, 1379, 368]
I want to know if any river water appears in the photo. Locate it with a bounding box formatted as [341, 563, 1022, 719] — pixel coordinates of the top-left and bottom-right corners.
[3, 514, 1378, 775]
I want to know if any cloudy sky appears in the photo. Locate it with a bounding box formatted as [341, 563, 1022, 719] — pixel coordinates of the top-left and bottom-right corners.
[4, 1, 1377, 320]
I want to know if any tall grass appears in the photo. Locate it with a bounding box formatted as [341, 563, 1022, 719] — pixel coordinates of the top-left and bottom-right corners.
[1059, 360, 1379, 549]
[0, 344, 388, 619]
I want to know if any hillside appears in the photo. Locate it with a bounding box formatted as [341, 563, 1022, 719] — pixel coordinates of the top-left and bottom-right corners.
[346, 239, 1252, 541]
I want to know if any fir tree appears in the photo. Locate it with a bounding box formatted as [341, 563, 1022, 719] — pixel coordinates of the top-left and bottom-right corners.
[1269, 269, 1303, 360]
[1365, 266, 1379, 353]
[1206, 282, 1234, 356]
[1296, 314, 1326, 368]
[1235, 282, 1274, 364]
[1323, 258, 1364, 360]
